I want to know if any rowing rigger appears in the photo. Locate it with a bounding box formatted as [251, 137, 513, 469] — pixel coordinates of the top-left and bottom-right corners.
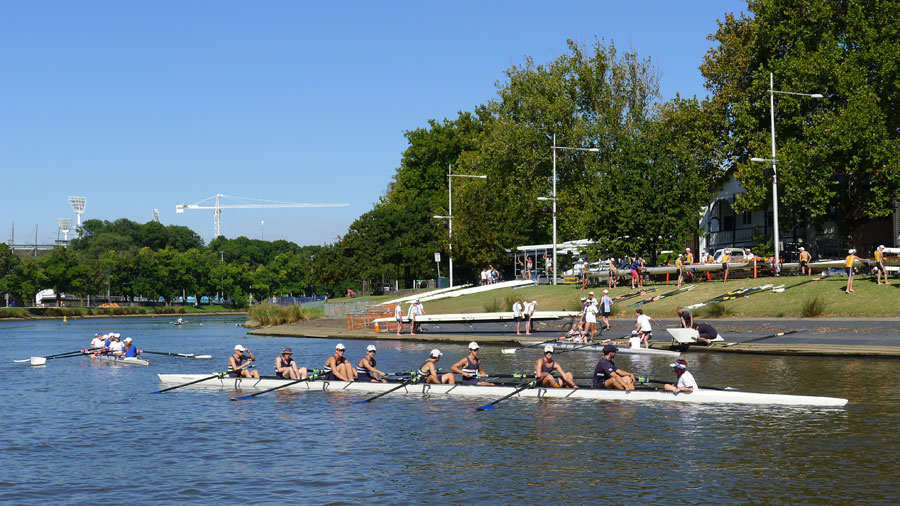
[156, 374, 847, 407]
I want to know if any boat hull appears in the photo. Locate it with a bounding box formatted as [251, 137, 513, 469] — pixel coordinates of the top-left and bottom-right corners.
[156, 374, 847, 407]
[91, 355, 150, 366]
[518, 340, 682, 357]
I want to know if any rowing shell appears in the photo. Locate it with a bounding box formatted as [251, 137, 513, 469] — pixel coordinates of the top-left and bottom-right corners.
[91, 355, 150, 366]
[156, 374, 847, 407]
[518, 340, 682, 357]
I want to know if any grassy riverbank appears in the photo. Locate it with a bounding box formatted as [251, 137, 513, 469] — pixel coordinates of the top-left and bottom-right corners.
[246, 303, 323, 327]
[334, 274, 900, 319]
[0, 305, 245, 319]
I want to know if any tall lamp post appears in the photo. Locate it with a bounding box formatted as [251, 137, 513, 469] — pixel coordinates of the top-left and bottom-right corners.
[540, 134, 599, 285]
[750, 72, 823, 274]
[433, 164, 487, 287]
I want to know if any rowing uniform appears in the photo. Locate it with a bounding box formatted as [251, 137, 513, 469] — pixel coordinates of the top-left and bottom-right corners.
[395, 304, 403, 325]
[600, 295, 612, 317]
[418, 363, 436, 383]
[90, 337, 104, 350]
[676, 370, 699, 391]
[537, 358, 560, 386]
[461, 356, 480, 385]
[124, 345, 137, 358]
[324, 355, 348, 381]
[844, 254, 855, 276]
[108, 341, 124, 354]
[593, 357, 618, 389]
[228, 355, 248, 377]
[523, 302, 534, 322]
[675, 257, 683, 276]
[722, 253, 731, 271]
[875, 249, 885, 272]
[356, 357, 378, 382]
[275, 355, 295, 379]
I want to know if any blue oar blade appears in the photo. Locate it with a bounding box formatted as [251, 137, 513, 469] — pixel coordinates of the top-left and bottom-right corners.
[475, 403, 495, 411]
[149, 391, 161, 395]
[232, 394, 254, 401]
[355, 399, 371, 404]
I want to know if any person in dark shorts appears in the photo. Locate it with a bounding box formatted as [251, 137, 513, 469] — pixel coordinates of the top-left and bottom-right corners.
[691, 322, 719, 346]
[592, 345, 636, 390]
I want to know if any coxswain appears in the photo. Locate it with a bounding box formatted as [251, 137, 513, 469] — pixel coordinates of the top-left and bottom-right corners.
[450, 342, 494, 385]
[356, 345, 387, 382]
[228, 345, 259, 378]
[275, 347, 307, 380]
[417, 349, 455, 384]
[592, 344, 636, 390]
[121, 337, 139, 358]
[691, 322, 719, 346]
[323, 343, 355, 381]
[534, 345, 577, 388]
[664, 358, 699, 394]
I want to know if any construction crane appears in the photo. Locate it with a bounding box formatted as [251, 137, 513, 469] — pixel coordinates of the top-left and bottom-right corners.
[175, 193, 349, 238]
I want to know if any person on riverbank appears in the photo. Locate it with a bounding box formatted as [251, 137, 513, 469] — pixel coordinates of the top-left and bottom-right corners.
[275, 347, 307, 380]
[799, 247, 812, 276]
[229, 345, 259, 378]
[534, 345, 578, 388]
[323, 343, 355, 381]
[592, 345, 636, 390]
[691, 322, 719, 346]
[608, 258, 618, 289]
[417, 349, 455, 384]
[450, 342, 493, 385]
[581, 260, 589, 290]
[677, 307, 693, 329]
[512, 297, 524, 335]
[634, 309, 659, 348]
[675, 254, 684, 287]
[875, 245, 889, 285]
[582, 300, 599, 342]
[845, 249, 857, 294]
[408, 299, 423, 335]
[394, 303, 404, 336]
[721, 251, 731, 284]
[356, 345, 387, 382]
[523, 300, 537, 335]
[600, 290, 612, 331]
[664, 359, 699, 394]
[685, 248, 694, 282]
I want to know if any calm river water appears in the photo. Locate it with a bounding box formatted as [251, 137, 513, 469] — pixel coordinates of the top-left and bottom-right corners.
[1, 316, 897, 505]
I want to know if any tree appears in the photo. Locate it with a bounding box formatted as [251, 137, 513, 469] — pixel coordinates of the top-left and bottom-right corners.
[701, 0, 900, 245]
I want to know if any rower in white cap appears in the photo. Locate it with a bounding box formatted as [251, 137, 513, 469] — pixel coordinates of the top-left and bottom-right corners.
[323, 343, 355, 381]
[534, 345, 577, 388]
[228, 345, 259, 378]
[799, 246, 812, 276]
[450, 342, 494, 385]
[417, 349, 455, 384]
[356, 345, 387, 382]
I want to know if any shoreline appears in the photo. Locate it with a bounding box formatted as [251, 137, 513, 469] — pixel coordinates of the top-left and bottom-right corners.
[0, 311, 247, 321]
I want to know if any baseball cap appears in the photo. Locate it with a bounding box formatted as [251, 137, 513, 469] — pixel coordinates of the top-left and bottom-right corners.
[602, 344, 618, 354]
[532, 300, 538, 305]
[366, 345, 377, 352]
[335, 343, 346, 351]
[124, 337, 132, 343]
[799, 246, 805, 251]
[849, 249, 856, 254]
[669, 359, 688, 369]
[468, 341, 479, 350]
[878, 245, 885, 250]
[543, 345, 554, 353]
[430, 349, 442, 358]
[234, 345, 245, 352]
[589, 291, 594, 295]
[603, 289, 608, 294]
[686, 248, 691, 251]
[580, 297, 586, 301]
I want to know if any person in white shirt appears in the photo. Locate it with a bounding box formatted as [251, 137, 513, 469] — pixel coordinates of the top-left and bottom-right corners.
[582, 303, 599, 342]
[664, 359, 699, 394]
[407, 301, 418, 335]
[633, 309, 659, 348]
[512, 298, 524, 335]
[108, 334, 125, 355]
[627, 330, 642, 349]
[395, 303, 404, 336]
[523, 300, 538, 335]
[89, 333, 105, 351]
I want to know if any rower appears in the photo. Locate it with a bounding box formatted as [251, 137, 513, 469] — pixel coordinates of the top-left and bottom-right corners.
[108, 334, 125, 356]
[691, 322, 719, 346]
[627, 330, 642, 349]
[534, 345, 577, 388]
[592, 344, 636, 390]
[664, 358, 699, 394]
[228, 345, 259, 378]
[176, 316, 183, 325]
[450, 342, 494, 385]
[122, 337, 138, 358]
[275, 347, 307, 380]
[89, 333, 105, 351]
[356, 345, 387, 382]
[417, 349, 455, 384]
[323, 343, 355, 381]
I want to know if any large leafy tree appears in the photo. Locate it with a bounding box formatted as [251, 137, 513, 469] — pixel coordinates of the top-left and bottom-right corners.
[702, 0, 900, 244]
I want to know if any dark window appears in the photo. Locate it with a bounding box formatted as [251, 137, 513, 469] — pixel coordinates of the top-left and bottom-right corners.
[723, 215, 735, 231]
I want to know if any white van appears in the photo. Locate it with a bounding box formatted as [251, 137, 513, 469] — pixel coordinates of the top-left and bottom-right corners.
[712, 248, 751, 263]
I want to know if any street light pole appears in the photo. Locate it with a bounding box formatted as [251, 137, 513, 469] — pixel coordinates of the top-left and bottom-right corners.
[751, 72, 823, 274]
[434, 164, 487, 287]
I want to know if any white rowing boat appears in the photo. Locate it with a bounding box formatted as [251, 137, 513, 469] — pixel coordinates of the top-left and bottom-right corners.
[91, 355, 150, 366]
[517, 340, 682, 357]
[373, 310, 579, 326]
[156, 374, 847, 407]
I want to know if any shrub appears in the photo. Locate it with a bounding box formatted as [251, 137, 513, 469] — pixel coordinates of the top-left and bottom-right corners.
[483, 298, 501, 312]
[801, 296, 825, 317]
[699, 303, 734, 318]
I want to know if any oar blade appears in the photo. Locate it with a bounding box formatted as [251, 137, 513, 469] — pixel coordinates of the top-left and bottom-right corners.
[475, 403, 496, 411]
[500, 348, 518, 354]
[232, 394, 254, 401]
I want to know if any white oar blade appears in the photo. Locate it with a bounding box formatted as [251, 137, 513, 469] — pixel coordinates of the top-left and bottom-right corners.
[14, 359, 31, 363]
[500, 348, 518, 354]
[30, 357, 47, 366]
[193, 355, 212, 359]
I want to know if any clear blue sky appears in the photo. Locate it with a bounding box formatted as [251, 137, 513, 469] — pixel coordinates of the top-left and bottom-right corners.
[1, 0, 747, 247]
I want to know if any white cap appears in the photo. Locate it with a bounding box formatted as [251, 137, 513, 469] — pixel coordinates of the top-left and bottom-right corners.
[603, 289, 608, 294]
[849, 249, 856, 254]
[686, 248, 691, 251]
[113, 333, 121, 338]
[799, 247, 805, 251]
[543, 344, 554, 353]
[580, 297, 586, 301]
[589, 291, 594, 295]
[468, 341, 479, 350]
[366, 345, 376, 352]
[669, 360, 687, 369]
[430, 349, 442, 357]
[532, 300, 537, 305]
[234, 345, 245, 352]
[124, 337, 132, 343]
[335, 343, 346, 351]
[878, 245, 885, 249]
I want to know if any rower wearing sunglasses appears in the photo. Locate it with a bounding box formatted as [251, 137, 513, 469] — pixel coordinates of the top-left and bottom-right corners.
[323, 343, 355, 381]
[450, 342, 494, 386]
[534, 345, 578, 388]
[356, 345, 387, 382]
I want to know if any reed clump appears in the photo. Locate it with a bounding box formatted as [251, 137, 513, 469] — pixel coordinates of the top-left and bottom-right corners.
[801, 296, 826, 317]
[248, 303, 312, 327]
[698, 302, 734, 318]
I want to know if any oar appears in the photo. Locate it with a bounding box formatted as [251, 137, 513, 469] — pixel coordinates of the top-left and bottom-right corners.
[151, 370, 235, 394]
[637, 377, 736, 391]
[356, 376, 419, 404]
[231, 372, 323, 401]
[724, 328, 807, 347]
[501, 337, 560, 355]
[475, 378, 539, 411]
[139, 350, 212, 359]
[14, 348, 95, 363]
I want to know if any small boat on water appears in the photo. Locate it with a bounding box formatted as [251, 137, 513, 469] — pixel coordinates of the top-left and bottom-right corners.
[91, 355, 150, 366]
[156, 374, 847, 407]
[518, 340, 682, 357]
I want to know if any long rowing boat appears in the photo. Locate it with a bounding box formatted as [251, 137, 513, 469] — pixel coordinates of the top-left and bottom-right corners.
[517, 340, 682, 357]
[91, 355, 150, 366]
[156, 374, 847, 407]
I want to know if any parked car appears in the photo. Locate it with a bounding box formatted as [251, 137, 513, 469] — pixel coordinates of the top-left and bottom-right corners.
[712, 248, 752, 263]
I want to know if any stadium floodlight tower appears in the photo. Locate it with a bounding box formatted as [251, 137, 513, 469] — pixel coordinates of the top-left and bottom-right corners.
[68, 196, 86, 237]
[57, 219, 72, 241]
